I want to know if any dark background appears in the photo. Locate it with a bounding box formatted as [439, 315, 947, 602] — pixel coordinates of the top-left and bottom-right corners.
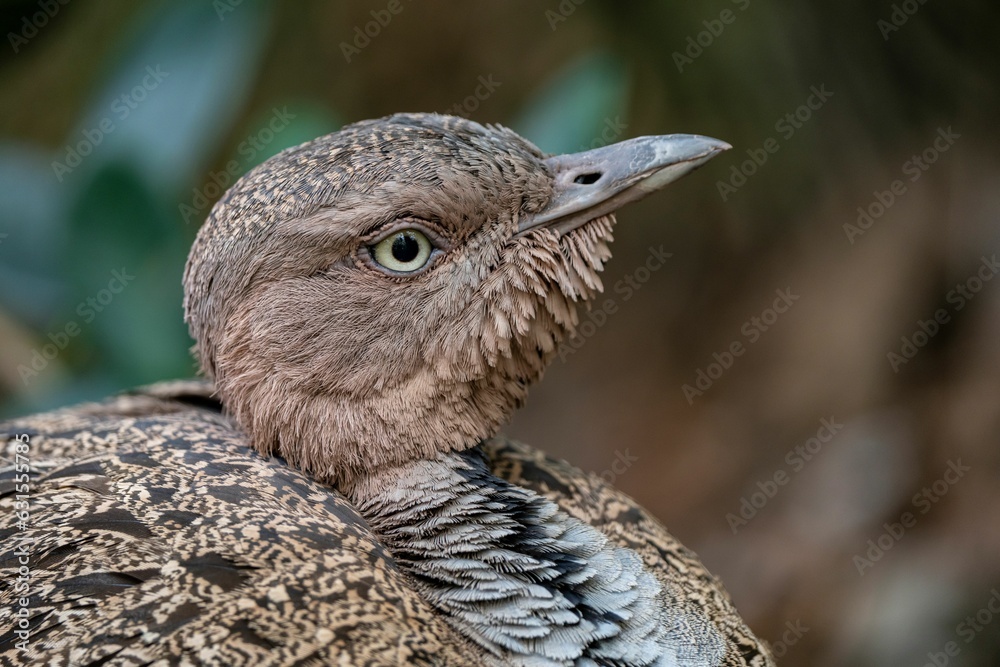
[1, 1, 997, 664]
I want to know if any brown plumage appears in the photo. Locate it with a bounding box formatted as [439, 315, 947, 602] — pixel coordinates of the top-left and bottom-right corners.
[1, 113, 774, 666]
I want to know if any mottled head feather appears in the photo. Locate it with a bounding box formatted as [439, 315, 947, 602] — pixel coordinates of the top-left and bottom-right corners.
[184, 113, 615, 485]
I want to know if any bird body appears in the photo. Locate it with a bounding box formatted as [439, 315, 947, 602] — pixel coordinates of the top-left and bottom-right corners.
[1, 114, 775, 666]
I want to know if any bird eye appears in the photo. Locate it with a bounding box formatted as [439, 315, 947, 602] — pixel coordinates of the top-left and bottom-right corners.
[370, 228, 434, 273]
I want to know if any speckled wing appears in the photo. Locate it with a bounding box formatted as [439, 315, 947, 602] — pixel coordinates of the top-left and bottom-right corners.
[483, 441, 776, 667]
[0, 381, 481, 667]
[0, 381, 772, 667]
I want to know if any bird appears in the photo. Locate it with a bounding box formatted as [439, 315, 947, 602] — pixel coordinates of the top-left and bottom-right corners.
[0, 113, 775, 666]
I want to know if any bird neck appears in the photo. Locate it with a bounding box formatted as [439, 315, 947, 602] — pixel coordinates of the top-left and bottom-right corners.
[340, 445, 681, 666]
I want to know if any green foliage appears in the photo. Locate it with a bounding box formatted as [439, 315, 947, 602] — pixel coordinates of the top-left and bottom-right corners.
[0, 2, 276, 413]
[513, 52, 629, 155]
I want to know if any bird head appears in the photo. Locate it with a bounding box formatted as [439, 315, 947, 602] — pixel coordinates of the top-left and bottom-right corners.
[184, 113, 727, 485]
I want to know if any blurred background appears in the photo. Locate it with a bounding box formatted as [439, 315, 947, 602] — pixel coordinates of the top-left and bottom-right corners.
[1, 1, 997, 664]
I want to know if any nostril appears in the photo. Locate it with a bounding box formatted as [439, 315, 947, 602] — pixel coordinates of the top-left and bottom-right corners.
[573, 172, 602, 185]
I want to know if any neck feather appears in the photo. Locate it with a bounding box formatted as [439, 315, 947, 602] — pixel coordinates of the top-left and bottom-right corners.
[342, 446, 683, 667]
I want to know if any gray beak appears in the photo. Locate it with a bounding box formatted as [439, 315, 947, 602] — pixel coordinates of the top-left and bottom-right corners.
[517, 134, 731, 236]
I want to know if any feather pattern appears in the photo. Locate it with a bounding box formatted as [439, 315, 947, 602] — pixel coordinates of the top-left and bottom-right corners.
[0, 382, 774, 666]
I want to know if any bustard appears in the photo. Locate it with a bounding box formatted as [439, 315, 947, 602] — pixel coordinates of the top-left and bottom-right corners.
[1, 113, 774, 666]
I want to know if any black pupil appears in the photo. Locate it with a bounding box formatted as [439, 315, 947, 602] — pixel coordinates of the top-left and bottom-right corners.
[391, 233, 420, 263]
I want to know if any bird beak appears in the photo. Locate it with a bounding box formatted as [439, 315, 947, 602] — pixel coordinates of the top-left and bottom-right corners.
[516, 134, 731, 236]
